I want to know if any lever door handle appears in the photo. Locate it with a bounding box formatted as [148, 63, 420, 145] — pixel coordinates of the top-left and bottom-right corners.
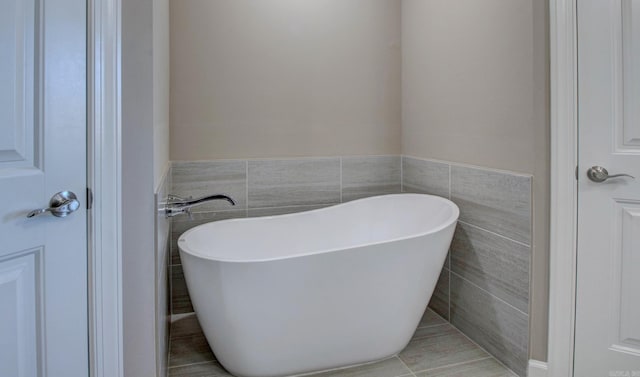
[587, 166, 635, 183]
[27, 191, 81, 218]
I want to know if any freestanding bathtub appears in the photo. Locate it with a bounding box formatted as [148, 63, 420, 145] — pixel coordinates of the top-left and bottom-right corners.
[178, 193, 459, 377]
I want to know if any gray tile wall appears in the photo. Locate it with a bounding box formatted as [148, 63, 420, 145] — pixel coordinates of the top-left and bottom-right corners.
[166, 155, 532, 377]
[168, 156, 401, 316]
[401, 156, 532, 377]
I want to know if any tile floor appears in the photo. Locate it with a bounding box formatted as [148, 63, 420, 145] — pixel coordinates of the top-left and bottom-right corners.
[168, 309, 518, 377]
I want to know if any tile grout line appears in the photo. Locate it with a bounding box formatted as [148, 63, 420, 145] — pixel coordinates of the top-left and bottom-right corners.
[168, 360, 217, 370]
[339, 157, 343, 203]
[410, 356, 494, 375]
[445, 325, 521, 377]
[415, 322, 449, 330]
[448, 163, 451, 200]
[245, 160, 249, 215]
[400, 156, 404, 193]
[457, 220, 531, 248]
[449, 270, 529, 317]
[396, 356, 418, 377]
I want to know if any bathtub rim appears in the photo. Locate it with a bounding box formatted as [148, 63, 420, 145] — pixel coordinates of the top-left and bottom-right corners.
[178, 193, 459, 263]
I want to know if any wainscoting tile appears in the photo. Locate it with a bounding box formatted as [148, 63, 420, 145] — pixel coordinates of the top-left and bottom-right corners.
[402, 157, 449, 198]
[172, 160, 247, 212]
[411, 324, 451, 342]
[248, 158, 341, 208]
[450, 166, 531, 245]
[171, 265, 194, 314]
[428, 267, 450, 321]
[342, 156, 401, 202]
[399, 323, 488, 373]
[418, 308, 447, 328]
[311, 357, 411, 377]
[169, 323, 215, 367]
[247, 204, 331, 218]
[450, 274, 529, 377]
[168, 361, 231, 377]
[451, 223, 530, 312]
[414, 357, 517, 377]
[170, 210, 246, 265]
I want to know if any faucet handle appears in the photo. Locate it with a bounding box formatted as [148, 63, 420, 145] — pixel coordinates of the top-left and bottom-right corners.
[167, 194, 190, 202]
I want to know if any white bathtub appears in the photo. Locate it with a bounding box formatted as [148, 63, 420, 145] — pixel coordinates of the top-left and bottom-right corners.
[178, 193, 459, 377]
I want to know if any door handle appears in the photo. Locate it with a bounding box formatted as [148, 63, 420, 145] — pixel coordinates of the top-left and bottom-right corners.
[586, 166, 635, 183]
[27, 191, 81, 218]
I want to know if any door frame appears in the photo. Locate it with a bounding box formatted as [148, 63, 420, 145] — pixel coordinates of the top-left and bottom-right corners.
[88, 0, 124, 376]
[549, 0, 579, 376]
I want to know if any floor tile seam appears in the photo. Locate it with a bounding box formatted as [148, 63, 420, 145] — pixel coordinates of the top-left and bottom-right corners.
[409, 356, 494, 375]
[168, 360, 218, 369]
[446, 323, 521, 377]
[449, 270, 530, 317]
[395, 356, 418, 377]
[456, 220, 531, 248]
[169, 333, 205, 341]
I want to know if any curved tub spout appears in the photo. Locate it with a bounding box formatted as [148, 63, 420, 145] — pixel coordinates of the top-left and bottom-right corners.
[163, 194, 236, 218]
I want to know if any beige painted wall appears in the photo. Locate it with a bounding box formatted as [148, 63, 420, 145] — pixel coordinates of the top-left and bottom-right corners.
[402, 0, 549, 361]
[169, 0, 550, 361]
[154, 0, 170, 189]
[170, 0, 401, 160]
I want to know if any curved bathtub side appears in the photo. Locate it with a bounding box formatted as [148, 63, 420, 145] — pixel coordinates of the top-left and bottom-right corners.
[180, 220, 457, 377]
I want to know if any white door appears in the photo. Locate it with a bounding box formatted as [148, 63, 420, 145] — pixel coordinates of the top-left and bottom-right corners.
[576, 0, 640, 375]
[0, 0, 88, 376]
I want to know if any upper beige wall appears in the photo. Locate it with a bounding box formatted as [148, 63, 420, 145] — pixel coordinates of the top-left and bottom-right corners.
[170, 0, 401, 160]
[154, 0, 170, 189]
[402, 0, 542, 174]
[402, 0, 549, 361]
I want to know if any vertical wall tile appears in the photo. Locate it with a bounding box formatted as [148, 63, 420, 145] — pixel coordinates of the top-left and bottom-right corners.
[450, 274, 529, 377]
[451, 223, 530, 313]
[248, 158, 341, 208]
[171, 160, 247, 212]
[451, 166, 531, 245]
[171, 265, 194, 314]
[428, 267, 450, 321]
[342, 156, 401, 201]
[402, 157, 449, 198]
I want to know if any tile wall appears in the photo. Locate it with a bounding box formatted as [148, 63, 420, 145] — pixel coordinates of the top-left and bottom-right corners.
[402, 156, 531, 377]
[169, 156, 401, 314]
[167, 155, 531, 377]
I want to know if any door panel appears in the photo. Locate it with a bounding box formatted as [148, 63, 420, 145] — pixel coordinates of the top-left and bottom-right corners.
[0, 250, 40, 377]
[0, 0, 88, 376]
[0, 0, 36, 166]
[576, 0, 640, 375]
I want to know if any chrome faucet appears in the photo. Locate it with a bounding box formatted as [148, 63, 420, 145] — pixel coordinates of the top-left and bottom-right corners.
[162, 194, 236, 218]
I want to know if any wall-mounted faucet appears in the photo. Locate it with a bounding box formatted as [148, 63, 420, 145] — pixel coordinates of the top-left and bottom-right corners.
[162, 194, 236, 218]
